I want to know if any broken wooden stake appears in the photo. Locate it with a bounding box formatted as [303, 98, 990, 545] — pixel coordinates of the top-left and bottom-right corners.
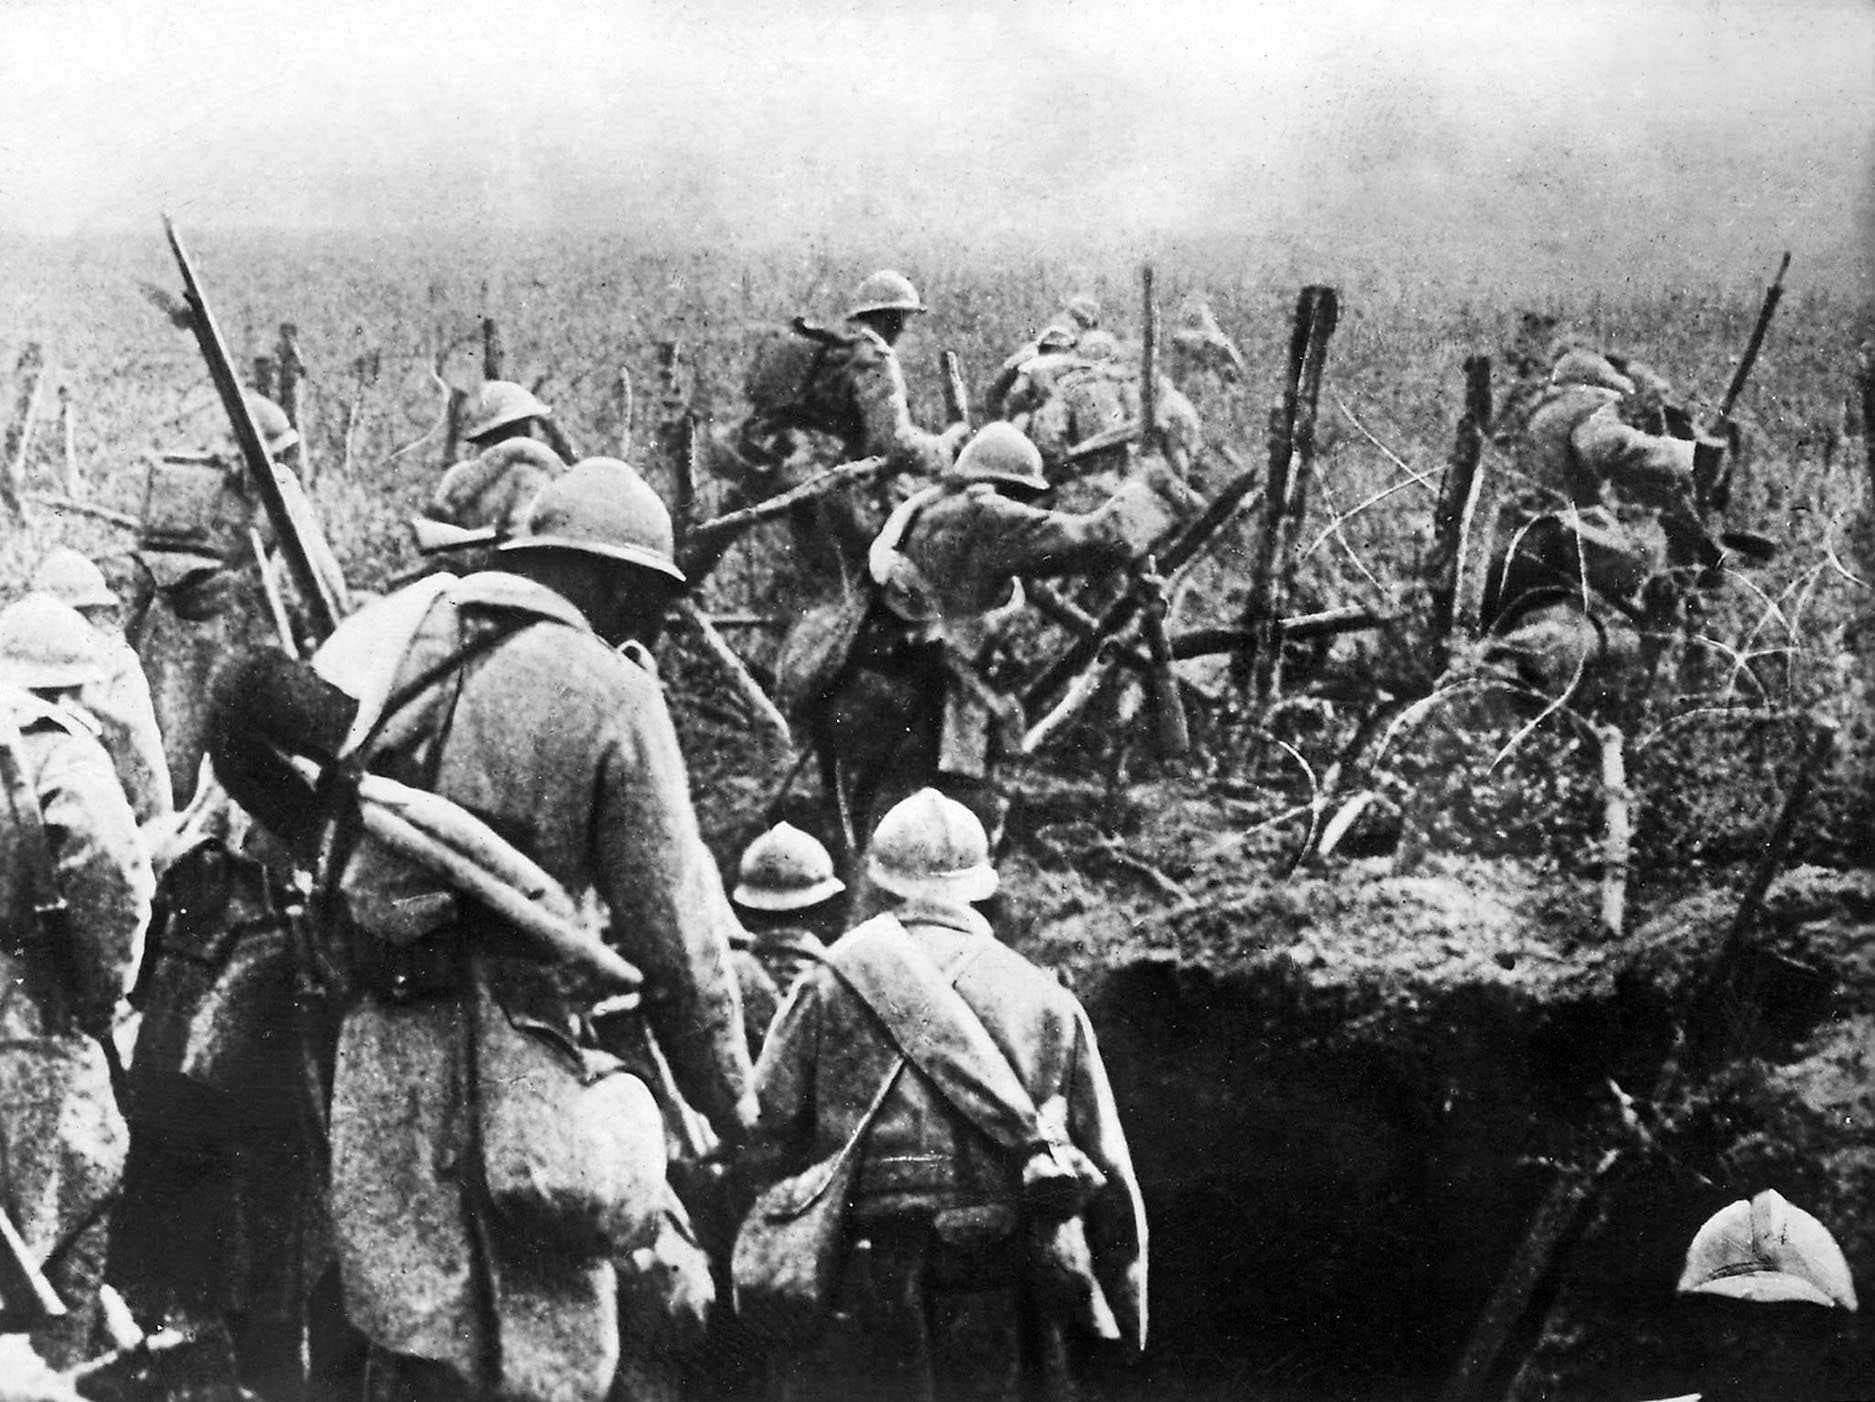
[3, 342, 46, 515]
[1594, 721, 1630, 939]
[276, 322, 309, 483]
[482, 315, 506, 381]
[1425, 354, 1495, 659]
[58, 386, 83, 498]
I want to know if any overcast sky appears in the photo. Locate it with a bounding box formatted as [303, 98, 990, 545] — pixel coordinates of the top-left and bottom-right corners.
[2, 0, 1870, 288]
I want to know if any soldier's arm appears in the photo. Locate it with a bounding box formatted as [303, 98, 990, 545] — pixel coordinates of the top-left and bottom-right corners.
[80, 656, 174, 825]
[1064, 999, 1149, 1351]
[595, 684, 758, 1140]
[1573, 405, 1699, 511]
[749, 976, 821, 1163]
[37, 730, 155, 1024]
[948, 479, 1191, 585]
[851, 345, 961, 477]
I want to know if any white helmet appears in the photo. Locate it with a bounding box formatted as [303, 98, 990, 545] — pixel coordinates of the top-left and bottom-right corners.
[948, 422, 1049, 492]
[848, 269, 927, 319]
[499, 456, 685, 583]
[0, 594, 117, 691]
[244, 393, 300, 456]
[867, 787, 998, 904]
[733, 822, 846, 912]
[29, 547, 117, 611]
[463, 380, 553, 443]
[1677, 1189, 1858, 1310]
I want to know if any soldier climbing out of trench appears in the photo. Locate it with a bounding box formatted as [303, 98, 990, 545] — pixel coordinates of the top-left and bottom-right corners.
[780, 421, 1199, 857]
[727, 821, 847, 1059]
[712, 269, 970, 603]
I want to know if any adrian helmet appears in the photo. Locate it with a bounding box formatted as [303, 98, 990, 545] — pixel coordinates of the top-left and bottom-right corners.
[948, 422, 1050, 492]
[0, 594, 117, 692]
[847, 269, 927, 320]
[499, 456, 685, 583]
[28, 547, 117, 612]
[867, 787, 998, 905]
[244, 393, 300, 457]
[1677, 1189, 1858, 1311]
[463, 380, 553, 443]
[732, 822, 846, 913]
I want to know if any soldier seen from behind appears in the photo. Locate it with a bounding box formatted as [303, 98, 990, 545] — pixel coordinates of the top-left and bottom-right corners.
[115, 391, 346, 804]
[714, 269, 970, 603]
[741, 787, 1147, 1402]
[727, 821, 846, 1057]
[210, 455, 756, 1402]
[1643, 1189, 1860, 1402]
[0, 596, 155, 1372]
[27, 546, 172, 828]
[982, 294, 1102, 418]
[423, 380, 567, 540]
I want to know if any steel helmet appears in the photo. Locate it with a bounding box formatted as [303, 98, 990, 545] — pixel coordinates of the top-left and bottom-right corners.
[1065, 295, 1101, 330]
[499, 456, 685, 583]
[867, 787, 998, 904]
[28, 547, 117, 611]
[1549, 349, 1635, 396]
[847, 269, 927, 319]
[733, 822, 846, 912]
[1677, 1190, 1858, 1310]
[949, 422, 1049, 492]
[0, 594, 117, 691]
[1077, 330, 1120, 363]
[244, 393, 300, 456]
[1035, 324, 1078, 354]
[463, 380, 553, 443]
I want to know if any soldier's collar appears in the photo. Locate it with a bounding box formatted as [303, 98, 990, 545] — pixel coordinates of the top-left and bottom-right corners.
[891, 895, 994, 941]
[450, 571, 594, 634]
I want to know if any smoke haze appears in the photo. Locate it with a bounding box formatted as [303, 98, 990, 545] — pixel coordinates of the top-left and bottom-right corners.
[2, 0, 1870, 293]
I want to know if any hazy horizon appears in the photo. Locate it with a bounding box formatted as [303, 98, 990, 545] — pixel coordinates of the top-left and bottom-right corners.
[2, 0, 1871, 297]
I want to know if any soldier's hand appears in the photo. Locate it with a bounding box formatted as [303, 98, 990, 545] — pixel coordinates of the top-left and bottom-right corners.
[938, 421, 971, 461]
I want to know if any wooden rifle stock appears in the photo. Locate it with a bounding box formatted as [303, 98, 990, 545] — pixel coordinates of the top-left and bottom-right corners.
[164, 217, 342, 640]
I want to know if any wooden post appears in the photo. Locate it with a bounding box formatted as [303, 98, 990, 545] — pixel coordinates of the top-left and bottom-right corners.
[275, 322, 309, 483]
[1858, 342, 1875, 494]
[1595, 722, 1630, 939]
[58, 386, 82, 498]
[618, 366, 634, 457]
[252, 354, 276, 402]
[482, 316, 506, 382]
[2, 343, 46, 515]
[1242, 287, 1338, 707]
[1424, 354, 1495, 662]
[1139, 264, 1159, 453]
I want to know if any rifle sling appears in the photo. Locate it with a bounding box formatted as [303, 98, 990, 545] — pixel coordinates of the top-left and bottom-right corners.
[828, 914, 1055, 1160]
[0, 714, 75, 1024]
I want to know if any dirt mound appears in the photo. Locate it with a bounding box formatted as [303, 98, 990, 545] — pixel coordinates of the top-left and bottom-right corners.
[995, 849, 1875, 1399]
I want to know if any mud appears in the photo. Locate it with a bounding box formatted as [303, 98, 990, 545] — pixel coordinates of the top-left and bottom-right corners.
[993, 815, 1875, 1401]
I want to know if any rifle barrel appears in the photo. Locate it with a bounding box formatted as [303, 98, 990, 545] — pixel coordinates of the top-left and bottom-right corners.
[1718, 251, 1791, 422]
[164, 217, 341, 638]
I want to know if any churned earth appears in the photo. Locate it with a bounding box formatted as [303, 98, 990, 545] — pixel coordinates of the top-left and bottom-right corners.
[676, 719, 1875, 1401]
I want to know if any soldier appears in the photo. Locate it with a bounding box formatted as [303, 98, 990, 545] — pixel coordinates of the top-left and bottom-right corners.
[287, 457, 755, 1402]
[746, 787, 1147, 1402]
[983, 294, 1102, 418]
[1483, 347, 1731, 697]
[1018, 332, 1205, 495]
[727, 822, 846, 1054]
[27, 547, 172, 827]
[118, 391, 345, 803]
[1645, 1189, 1860, 1402]
[715, 269, 969, 599]
[425, 380, 566, 536]
[0, 596, 154, 1371]
[801, 422, 1197, 844]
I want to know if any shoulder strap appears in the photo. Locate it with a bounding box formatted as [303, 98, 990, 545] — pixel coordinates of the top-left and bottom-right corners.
[829, 915, 1051, 1158]
[0, 712, 63, 935]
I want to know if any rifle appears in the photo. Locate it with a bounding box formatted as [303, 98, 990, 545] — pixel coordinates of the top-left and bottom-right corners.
[163, 217, 342, 639]
[940, 350, 970, 428]
[0, 1204, 66, 1332]
[1696, 251, 1790, 515]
